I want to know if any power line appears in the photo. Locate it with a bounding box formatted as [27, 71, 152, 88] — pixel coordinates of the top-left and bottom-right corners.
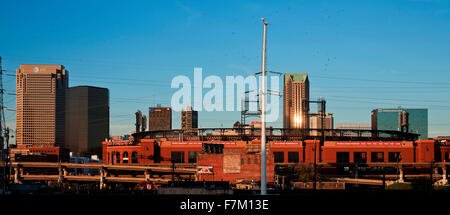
[325, 97, 450, 110]
[316, 95, 450, 105]
[310, 75, 450, 86]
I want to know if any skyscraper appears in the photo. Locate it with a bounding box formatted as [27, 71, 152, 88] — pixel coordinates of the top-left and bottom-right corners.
[65, 86, 109, 157]
[181, 106, 198, 130]
[283, 73, 309, 129]
[148, 106, 172, 131]
[16, 65, 68, 147]
[371, 107, 428, 139]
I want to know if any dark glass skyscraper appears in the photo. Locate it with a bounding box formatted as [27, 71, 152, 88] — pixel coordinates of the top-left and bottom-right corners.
[371, 107, 428, 139]
[65, 86, 109, 157]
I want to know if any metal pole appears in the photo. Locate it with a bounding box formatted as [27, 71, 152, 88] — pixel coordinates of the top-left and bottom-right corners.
[314, 141, 317, 190]
[172, 161, 175, 183]
[3, 128, 9, 194]
[260, 18, 267, 195]
[0, 57, 6, 194]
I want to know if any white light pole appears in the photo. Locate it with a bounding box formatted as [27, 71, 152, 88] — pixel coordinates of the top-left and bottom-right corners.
[260, 18, 268, 195]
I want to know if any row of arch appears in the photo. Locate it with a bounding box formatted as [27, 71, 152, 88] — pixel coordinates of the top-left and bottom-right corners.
[111, 151, 138, 164]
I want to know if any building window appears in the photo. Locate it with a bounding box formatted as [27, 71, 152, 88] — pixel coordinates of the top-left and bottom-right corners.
[273, 152, 284, 163]
[241, 158, 244, 165]
[171, 151, 185, 163]
[336, 152, 350, 163]
[444, 152, 450, 162]
[388, 152, 401, 162]
[188, 151, 200, 163]
[288, 152, 299, 163]
[115, 152, 121, 164]
[123, 152, 128, 164]
[248, 158, 251, 164]
[371, 152, 384, 162]
[131, 152, 138, 163]
[354, 152, 367, 163]
[254, 158, 258, 164]
[445, 152, 450, 162]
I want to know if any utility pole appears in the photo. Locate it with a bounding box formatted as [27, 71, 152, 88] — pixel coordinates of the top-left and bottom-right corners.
[260, 18, 268, 195]
[0, 56, 8, 194]
[316, 98, 325, 190]
[307, 99, 326, 190]
[3, 127, 9, 194]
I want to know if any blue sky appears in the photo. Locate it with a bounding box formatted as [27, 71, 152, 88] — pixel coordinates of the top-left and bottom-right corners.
[0, 0, 449, 137]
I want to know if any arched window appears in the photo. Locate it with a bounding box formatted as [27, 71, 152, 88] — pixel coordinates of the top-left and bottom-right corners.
[111, 152, 116, 164]
[116, 152, 121, 164]
[132, 152, 138, 163]
[123, 152, 129, 164]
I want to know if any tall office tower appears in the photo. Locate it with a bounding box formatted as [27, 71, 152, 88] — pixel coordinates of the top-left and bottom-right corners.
[65, 86, 109, 157]
[181, 106, 198, 130]
[283, 73, 310, 129]
[371, 107, 428, 139]
[16, 65, 68, 147]
[148, 106, 172, 131]
[309, 113, 334, 136]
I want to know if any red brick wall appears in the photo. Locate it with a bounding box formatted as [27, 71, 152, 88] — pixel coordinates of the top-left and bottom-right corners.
[304, 140, 320, 163]
[159, 141, 246, 164]
[270, 141, 303, 162]
[102, 142, 108, 163]
[416, 140, 435, 162]
[102, 139, 157, 164]
[102, 138, 437, 167]
[437, 145, 450, 162]
[197, 151, 274, 184]
[321, 143, 415, 163]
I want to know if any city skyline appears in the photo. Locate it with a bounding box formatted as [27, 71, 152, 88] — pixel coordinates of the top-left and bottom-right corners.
[1, 0, 450, 137]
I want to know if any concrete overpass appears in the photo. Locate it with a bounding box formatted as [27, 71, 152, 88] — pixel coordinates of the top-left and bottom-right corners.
[6, 162, 197, 188]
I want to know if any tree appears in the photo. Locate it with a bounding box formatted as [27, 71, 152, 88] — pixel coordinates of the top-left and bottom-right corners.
[295, 163, 314, 182]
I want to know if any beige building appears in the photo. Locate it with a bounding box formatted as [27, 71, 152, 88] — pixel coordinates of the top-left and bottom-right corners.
[335, 123, 371, 137]
[16, 65, 68, 147]
[310, 113, 334, 136]
[283, 73, 309, 129]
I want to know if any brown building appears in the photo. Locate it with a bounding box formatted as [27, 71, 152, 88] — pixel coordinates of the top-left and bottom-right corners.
[283, 73, 309, 129]
[181, 106, 198, 130]
[148, 106, 172, 131]
[9, 144, 69, 162]
[16, 64, 68, 148]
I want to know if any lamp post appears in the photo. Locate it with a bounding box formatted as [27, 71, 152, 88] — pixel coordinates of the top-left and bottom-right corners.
[260, 18, 268, 195]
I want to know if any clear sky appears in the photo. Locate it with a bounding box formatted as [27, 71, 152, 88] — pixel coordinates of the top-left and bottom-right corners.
[1, 0, 449, 138]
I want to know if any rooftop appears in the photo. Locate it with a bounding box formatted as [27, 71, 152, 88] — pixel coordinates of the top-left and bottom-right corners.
[284, 73, 308, 83]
